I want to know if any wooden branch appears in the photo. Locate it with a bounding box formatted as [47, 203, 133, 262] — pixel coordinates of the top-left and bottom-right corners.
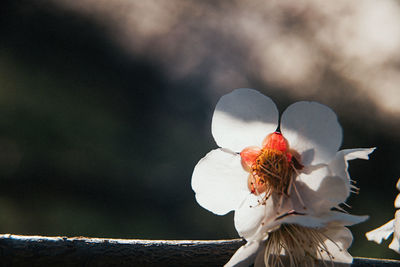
[0, 234, 398, 266]
[0, 235, 244, 266]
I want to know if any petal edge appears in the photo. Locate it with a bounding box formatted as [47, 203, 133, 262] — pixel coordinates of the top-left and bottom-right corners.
[192, 148, 249, 215]
[212, 89, 279, 152]
[281, 101, 342, 165]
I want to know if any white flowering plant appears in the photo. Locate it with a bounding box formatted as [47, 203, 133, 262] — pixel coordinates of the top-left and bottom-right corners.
[366, 178, 400, 254]
[192, 89, 374, 266]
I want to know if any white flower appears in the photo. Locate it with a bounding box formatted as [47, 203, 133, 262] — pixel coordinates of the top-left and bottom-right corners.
[366, 178, 400, 254]
[192, 89, 373, 266]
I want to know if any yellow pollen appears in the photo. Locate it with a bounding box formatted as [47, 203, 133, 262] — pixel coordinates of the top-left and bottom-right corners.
[249, 148, 293, 200]
[264, 224, 337, 267]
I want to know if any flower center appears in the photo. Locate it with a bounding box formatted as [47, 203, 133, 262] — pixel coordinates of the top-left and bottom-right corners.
[243, 132, 304, 202]
[264, 224, 337, 267]
[249, 148, 293, 197]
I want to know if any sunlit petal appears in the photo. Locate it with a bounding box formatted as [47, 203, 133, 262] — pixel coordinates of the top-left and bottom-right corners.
[191, 148, 249, 215]
[389, 210, 400, 253]
[234, 194, 267, 239]
[366, 219, 394, 243]
[212, 88, 279, 152]
[341, 147, 376, 161]
[280, 101, 342, 165]
[395, 194, 400, 208]
[276, 211, 368, 229]
[320, 225, 353, 265]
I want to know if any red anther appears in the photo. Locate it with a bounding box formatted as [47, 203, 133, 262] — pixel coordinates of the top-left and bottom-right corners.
[240, 146, 262, 171]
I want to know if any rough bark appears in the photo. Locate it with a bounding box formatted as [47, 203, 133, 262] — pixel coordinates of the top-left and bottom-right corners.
[0, 234, 398, 266]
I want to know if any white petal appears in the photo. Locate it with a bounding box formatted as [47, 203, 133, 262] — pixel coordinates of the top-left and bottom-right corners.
[389, 210, 400, 253]
[365, 219, 395, 244]
[237, 194, 307, 240]
[280, 101, 342, 165]
[297, 165, 330, 192]
[395, 194, 400, 209]
[330, 148, 375, 180]
[327, 211, 369, 226]
[191, 149, 249, 215]
[319, 225, 353, 265]
[397, 178, 400, 191]
[313, 176, 348, 209]
[249, 192, 367, 235]
[236, 187, 367, 239]
[324, 148, 375, 202]
[389, 237, 400, 253]
[212, 88, 279, 152]
[277, 214, 329, 228]
[276, 211, 368, 229]
[234, 194, 268, 239]
[296, 171, 349, 212]
[341, 147, 376, 161]
[224, 240, 263, 267]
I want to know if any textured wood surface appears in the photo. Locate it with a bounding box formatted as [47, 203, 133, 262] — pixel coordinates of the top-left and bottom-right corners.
[0, 234, 398, 266]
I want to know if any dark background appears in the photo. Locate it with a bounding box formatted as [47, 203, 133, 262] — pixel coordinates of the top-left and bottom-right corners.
[1, 0, 400, 260]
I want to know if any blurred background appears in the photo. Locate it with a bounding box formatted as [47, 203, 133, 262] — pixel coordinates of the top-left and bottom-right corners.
[1, 0, 399, 260]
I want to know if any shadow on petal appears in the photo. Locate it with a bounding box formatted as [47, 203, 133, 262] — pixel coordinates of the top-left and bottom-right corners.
[301, 148, 315, 166]
[293, 174, 349, 214]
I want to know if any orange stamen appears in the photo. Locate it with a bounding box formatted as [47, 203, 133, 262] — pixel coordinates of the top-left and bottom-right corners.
[240, 132, 303, 203]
